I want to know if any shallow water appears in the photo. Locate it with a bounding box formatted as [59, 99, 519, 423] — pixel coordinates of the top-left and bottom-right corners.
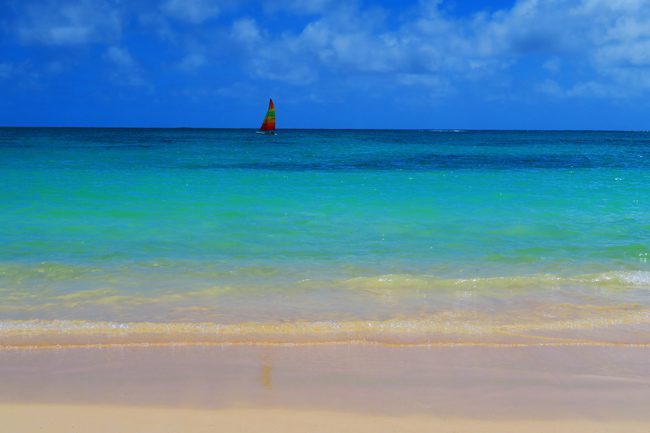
[1, 128, 649, 344]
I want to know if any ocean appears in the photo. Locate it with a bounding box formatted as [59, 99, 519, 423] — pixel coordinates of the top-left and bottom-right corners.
[1, 128, 649, 346]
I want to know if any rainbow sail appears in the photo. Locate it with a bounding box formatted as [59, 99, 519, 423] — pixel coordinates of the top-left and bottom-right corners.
[259, 98, 276, 132]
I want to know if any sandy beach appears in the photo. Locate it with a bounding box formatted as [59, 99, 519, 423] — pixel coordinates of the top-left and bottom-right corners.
[4, 404, 650, 433]
[2, 344, 649, 432]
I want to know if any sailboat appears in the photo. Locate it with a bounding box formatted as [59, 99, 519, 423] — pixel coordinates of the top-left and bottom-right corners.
[256, 98, 276, 135]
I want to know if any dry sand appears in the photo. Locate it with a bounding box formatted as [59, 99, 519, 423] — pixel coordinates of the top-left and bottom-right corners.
[3, 404, 650, 433]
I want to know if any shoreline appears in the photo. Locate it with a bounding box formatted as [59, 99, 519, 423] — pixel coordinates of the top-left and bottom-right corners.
[3, 340, 650, 351]
[2, 315, 649, 349]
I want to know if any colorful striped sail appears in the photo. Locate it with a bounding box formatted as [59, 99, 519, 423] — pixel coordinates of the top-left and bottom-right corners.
[260, 98, 276, 131]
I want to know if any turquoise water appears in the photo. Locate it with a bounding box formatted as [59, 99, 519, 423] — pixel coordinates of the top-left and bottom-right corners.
[0, 128, 649, 342]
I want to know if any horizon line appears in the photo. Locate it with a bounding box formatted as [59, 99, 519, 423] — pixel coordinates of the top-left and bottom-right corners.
[0, 126, 648, 133]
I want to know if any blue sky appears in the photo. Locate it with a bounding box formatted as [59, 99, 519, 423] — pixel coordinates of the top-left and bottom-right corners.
[1, 0, 649, 129]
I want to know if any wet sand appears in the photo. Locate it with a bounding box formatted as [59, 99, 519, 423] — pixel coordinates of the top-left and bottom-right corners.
[1, 344, 649, 431]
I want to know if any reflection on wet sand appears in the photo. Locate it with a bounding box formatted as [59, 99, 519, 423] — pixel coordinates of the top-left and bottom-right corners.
[1, 345, 648, 420]
[260, 352, 273, 390]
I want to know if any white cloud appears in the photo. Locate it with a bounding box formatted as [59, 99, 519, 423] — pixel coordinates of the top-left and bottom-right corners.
[178, 52, 207, 72]
[104, 46, 147, 87]
[106, 46, 135, 67]
[536, 79, 565, 97]
[225, 0, 650, 98]
[230, 17, 319, 84]
[228, 4, 488, 90]
[16, 0, 121, 45]
[231, 18, 263, 44]
[478, 0, 650, 95]
[8, 0, 650, 101]
[162, 0, 220, 24]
